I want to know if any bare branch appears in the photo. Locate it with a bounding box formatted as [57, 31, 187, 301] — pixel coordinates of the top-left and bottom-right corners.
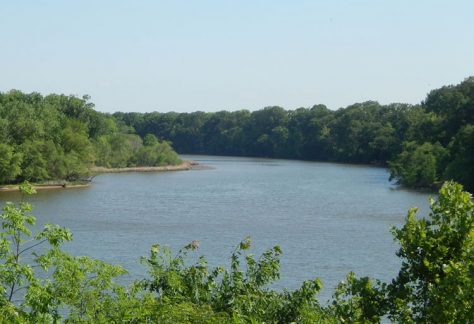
[18, 239, 48, 256]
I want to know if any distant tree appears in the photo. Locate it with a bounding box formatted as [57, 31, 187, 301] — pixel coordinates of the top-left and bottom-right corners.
[444, 125, 474, 192]
[0, 144, 22, 183]
[19, 140, 49, 182]
[424, 77, 474, 143]
[0, 90, 183, 184]
[143, 134, 159, 146]
[389, 141, 448, 188]
[107, 134, 140, 168]
[41, 140, 67, 180]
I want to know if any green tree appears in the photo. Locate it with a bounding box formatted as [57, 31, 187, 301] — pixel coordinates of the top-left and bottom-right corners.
[112, 77, 474, 190]
[330, 182, 474, 323]
[387, 182, 474, 322]
[143, 133, 159, 146]
[0, 183, 128, 322]
[424, 77, 474, 144]
[444, 125, 474, 193]
[93, 136, 113, 168]
[0, 144, 22, 184]
[389, 141, 448, 188]
[0, 90, 183, 184]
[18, 140, 49, 182]
[0, 183, 72, 321]
[331, 272, 387, 323]
[41, 140, 67, 180]
[106, 134, 141, 168]
[141, 237, 329, 323]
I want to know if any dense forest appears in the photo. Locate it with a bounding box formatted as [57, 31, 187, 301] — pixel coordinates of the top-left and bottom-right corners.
[0, 181, 473, 322]
[115, 77, 474, 192]
[0, 91, 181, 185]
[1, 77, 472, 190]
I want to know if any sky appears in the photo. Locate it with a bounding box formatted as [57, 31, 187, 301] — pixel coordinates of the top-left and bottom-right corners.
[1, 0, 473, 113]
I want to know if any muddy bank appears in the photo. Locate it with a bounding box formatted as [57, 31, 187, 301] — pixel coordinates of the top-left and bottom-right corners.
[90, 160, 196, 173]
[0, 182, 91, 192]
[0, 161, 198, 192]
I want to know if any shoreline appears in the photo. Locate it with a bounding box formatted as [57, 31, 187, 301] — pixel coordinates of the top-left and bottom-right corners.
[0, 182, 91, 192]
[90, 160, 194, 173]
[0, 161, 196, 192]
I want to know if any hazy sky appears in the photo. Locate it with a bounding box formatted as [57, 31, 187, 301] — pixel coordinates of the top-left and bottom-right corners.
[1, 1, 473, 113]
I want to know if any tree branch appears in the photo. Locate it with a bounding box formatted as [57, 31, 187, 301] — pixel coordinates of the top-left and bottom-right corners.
[18, 239, 48, 256]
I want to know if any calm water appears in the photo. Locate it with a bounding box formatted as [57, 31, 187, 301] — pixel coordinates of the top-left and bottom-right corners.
[0, 155, 431, 301]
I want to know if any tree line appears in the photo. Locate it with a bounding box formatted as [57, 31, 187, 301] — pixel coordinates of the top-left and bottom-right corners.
[1, 77, 472, 190]
[0, 91, 181, 184]
[0, 181, 473, 322]
[114, 77, 474, 192]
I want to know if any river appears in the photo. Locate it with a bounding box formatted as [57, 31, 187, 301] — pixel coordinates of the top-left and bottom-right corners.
[0, 155, 432, 301]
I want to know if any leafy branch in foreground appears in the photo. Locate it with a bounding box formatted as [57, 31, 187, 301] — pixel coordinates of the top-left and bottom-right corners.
[0, 182, 70, 321]
[0, 181, 473, 322]
[386, 181, 474, 322]
[330, 182, 474, 323]
[140, 236, 329, 323]
[0, 182, 126, 323]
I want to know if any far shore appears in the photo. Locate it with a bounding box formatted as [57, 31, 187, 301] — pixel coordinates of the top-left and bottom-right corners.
[0, 160, 197, 193]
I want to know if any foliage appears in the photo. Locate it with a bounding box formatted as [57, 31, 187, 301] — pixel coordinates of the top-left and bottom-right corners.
[2, 77, 473, 189]
[0, 181, 473, 322]
[0, 144, 22, 184]
[329, 182, 474, 323]
[444, 125, 474, 192]
[131, 138, 181, 167]
[0, 183, 334, 322]
[0, 182, 73, 322]
[140, 237, 329, 323]
[0, 91, 182, 185]
[331, 272, 388, 323]
[114, 77, 474, 190]
[388, 141, 448, 188]
[386, 181, 474, 322]
[0, 183, 130, 323]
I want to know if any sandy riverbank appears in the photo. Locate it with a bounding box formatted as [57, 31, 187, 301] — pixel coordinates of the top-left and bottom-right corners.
[0, 161, 197, 192]
[90, 160, 194, 173]
[0, 182, 91, 192]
